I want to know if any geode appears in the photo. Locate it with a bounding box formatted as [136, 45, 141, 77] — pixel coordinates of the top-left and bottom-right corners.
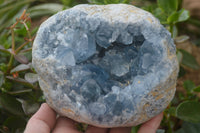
[32, 4, 179, 127]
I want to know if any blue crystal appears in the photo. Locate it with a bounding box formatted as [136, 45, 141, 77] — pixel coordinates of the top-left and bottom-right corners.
[32, 4, 179, 127]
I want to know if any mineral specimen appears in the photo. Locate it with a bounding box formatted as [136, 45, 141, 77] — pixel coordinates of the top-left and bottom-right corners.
[32, 4, 179, 127]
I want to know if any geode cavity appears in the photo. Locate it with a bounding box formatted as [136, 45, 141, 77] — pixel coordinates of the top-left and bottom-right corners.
[32, 4, 179, 127]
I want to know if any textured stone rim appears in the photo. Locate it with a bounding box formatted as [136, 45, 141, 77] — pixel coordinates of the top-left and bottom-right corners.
[32, 4, 179, 127]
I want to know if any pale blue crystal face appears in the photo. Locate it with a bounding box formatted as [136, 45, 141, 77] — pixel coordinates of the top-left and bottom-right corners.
[32, 4, 179, 127]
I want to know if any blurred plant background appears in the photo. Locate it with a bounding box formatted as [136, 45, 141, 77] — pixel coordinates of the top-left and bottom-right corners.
[0, 0, 200, 132]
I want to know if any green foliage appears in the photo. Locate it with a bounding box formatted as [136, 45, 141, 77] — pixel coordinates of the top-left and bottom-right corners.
[179, 49, 200, 70]
[193, 86, 200, 92]
[0, 8, 42, 132]
[60, 0, 88, 7]
[28, 3, 64, 18]
[88, 0, 131, 4]
[183, 80, 196, 93]
[176, 101, 200, 123]
[0, 0, 63, 37]
[146, 0, 190, 38]
[175, 122, 200, 133]
[157, 0, 178, 15]
[0, 93, 24, 116]
[167, 9, 190, 24]
[3, 116, 26, 131]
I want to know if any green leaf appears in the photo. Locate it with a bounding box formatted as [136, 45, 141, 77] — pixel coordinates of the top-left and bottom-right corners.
[172, 25, 178, 38]
[14, 54, 29, 64]
[3, 116, 26, 130]
[193, 86, 200, 92]
[152, 8, 168, 24]
[176, 50, 183, 63]
[0, 0, 4, 4]
[6, 76, 37, 89]
[19, 99, 40, 115]
[183, 80, 196, 93]
[0, 45, 11, 54]
[175, 122, 200, 133]
[8, 89, 32, 95]
[87, 0, 105, 4]
[176, 101, 200, 123]
[88, 0, 129, 4]
[131, 126, 139, 133]
[10, 63, 30, 73]
[179, 49, 200, 70]
[157, 0, 178, 14]
[0, 93, 24, 115]
[104, 0, 130, 4]
[175, 35, 190, 43]
[24, 73, 38, 83]
[167, 9, 190, 24]
[28, 3, 64, 18]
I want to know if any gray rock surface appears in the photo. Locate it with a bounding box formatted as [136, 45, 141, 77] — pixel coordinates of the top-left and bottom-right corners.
[32, 4, 179, 127]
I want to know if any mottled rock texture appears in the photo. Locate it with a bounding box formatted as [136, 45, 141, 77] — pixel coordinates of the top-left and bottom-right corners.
[32, 4, 179, 127]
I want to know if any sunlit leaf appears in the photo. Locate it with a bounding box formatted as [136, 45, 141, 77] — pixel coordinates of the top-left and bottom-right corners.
[167, 9, 190, 24]
[175, 35, 190, 43]
[24, 73, 38, 83]
[176, 101, 200, 123]
[10, 63, 30, 73]
[8, 89, 32, 95]
[193, 86, 200, 92]
[0, 93, 24, 115]
[28, 3, 64, 18]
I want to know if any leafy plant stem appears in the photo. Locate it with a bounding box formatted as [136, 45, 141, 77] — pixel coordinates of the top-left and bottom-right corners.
[166, 113, 173, 133]
[15, 41, 30, 54]
[21, 21, 31, 41]
[7, 55, 14, 74]
[11, 29, 15, 53]
[7, 28, 16, 73]
[165, 104, 173, 133]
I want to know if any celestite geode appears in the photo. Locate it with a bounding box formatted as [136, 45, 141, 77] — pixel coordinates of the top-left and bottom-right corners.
[32, 4, 179, 127]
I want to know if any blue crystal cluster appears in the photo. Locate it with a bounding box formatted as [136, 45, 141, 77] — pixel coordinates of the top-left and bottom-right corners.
[32, 4, 179, 127]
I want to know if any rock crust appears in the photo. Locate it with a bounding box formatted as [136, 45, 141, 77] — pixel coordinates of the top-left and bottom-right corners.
[32, 4, 179, 127]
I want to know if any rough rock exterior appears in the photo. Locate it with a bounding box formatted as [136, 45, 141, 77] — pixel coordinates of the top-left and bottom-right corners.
[32, 4, 179, 127]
